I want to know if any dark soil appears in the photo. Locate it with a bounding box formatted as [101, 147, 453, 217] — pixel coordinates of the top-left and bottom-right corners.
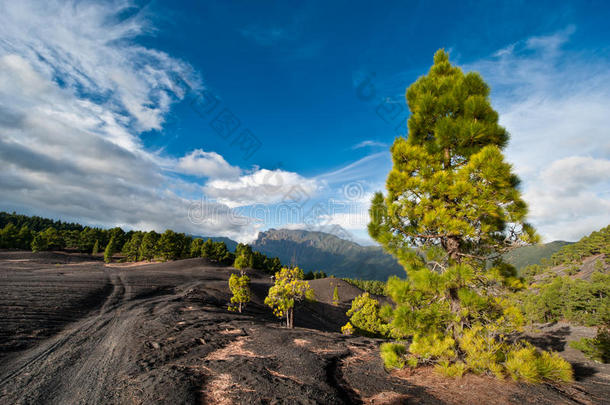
[0, 251, 608, 404]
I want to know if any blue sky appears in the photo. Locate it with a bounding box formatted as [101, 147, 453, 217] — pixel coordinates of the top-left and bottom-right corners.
[1, 0, 609, 243]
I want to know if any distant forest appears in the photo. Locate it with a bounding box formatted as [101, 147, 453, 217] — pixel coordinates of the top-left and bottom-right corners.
[518, 225, 610, 326]
[0, 211, 275, 271]
[0, 211, 332, 280]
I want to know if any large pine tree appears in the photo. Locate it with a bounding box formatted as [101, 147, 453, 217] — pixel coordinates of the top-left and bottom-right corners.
[369, 50, 572, 382]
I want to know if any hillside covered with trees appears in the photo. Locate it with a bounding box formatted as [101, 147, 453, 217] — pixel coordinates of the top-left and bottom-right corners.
[517, 226, 610, 326]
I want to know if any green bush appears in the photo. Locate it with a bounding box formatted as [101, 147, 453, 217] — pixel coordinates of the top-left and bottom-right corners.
[380, 343, 406, 370]
[344, 292, 390, 337]
[408, 333, 455, 363]
[381, 323, 574, 383]
[341, 322, 354, 335]
[459, 325, 505, 378]
[435, 360, 467, 378]
[332, 286, 339, 305]
[505, 344, 572, 383]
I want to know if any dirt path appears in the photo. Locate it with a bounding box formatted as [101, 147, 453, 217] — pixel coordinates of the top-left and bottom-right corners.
[0, 263, 209, 404]
[1, 270, 135, 403]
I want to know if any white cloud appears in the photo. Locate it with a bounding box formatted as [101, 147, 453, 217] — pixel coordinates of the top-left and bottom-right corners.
[522, 156, 610, 241]
[176, 149, 241, 179]
[540, 157, 610, 196]
[352, 140, 387, 149]
[316, 152, 391, 186]
[204, 169, 320, 208]
[466, 28, 610, 242]
[0, 0, 353, 242]
[320, 211, 369, 231]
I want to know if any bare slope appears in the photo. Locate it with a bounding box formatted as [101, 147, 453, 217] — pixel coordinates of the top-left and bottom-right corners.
[0, 252, 608, 404]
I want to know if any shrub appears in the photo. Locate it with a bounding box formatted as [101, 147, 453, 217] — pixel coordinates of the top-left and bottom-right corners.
[435, 360, 468, 378]
[381, 343, 406, 370]
[536, 351, 573, 382]
[408, 333, 456, 364]
[345, 292, 390, 337]
[505, 344, 572, 383]
[460, 325, 505, 378]
[332, 286, 339, 306]
[341, 322, 354, 335]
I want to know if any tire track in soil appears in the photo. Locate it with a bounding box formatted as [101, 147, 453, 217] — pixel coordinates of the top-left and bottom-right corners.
[0, 270, 119, 388]
[0, 269, 160, 404]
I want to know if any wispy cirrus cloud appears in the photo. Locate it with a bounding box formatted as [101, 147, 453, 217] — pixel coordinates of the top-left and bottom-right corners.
[351, 140, 387, 150]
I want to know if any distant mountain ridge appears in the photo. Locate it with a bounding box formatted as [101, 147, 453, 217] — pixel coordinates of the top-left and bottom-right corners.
[247, 229, 575, 280]
[251, 229, 405, 281]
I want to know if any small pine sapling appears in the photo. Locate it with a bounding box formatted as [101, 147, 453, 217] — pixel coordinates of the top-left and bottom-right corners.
[332, 285, 340, 306]
[264, 267, 314, 328]
[343, 292, 391, 337]
[228, 273, 251, 313]
[104, 236, 116, 263]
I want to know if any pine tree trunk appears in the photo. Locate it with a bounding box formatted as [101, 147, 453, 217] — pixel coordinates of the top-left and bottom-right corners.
[287, 308, 294, 329]
[443, 236, 460, 262]
[290, 308, 294, 329]
[448, 287, 464, 346]
[239, 302, 242, 313]
[448, 288, 460, 312]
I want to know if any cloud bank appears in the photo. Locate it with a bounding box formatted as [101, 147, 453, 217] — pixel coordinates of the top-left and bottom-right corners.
[0, 1, 255, 240]
[466, 28, 610, 241]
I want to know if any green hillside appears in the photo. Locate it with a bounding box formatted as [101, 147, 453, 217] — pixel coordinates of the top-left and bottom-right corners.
[503, 241, 573, 271]
[518, 225, 610, 326]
